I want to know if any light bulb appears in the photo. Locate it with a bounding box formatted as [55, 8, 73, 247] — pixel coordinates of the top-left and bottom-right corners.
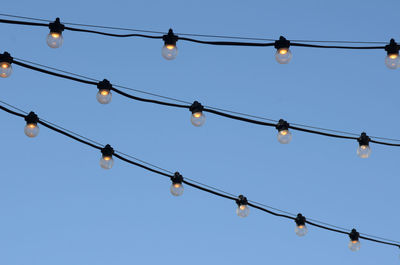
[100, 155, 114, 169]
[100, 144, 114, 169]
[236, 204, 250, 218]
[385, 53, 400, 69]
[236, 195, 249, 218]
[162, 44, 178, 60]
[170, 182, 184, 196]
[277, 129, 292, 144]
[0, 62, 12, 78]
[162, 29, 178, 60]
[348, 240, 361, 252]
[295, 224, 308, 237]
[275, 48, 293, 64]
[357, 132, 371, 159]
[47, 18, 64, 49]
[357, 145, 371, 158]
[24, 123, 39, 138]
[96, 89, 112, 104]
[46, 32, 64, 48]
[191, 112, 206, 127]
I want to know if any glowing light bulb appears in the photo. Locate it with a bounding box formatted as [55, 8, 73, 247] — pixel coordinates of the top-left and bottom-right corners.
[385, 53, 400, 69]
[96, 89, 112, 104]
[274, 36, 292, 64]
[191, 112, 205, 127]
[24, 123, 39, 138]
[236, 195, 249, 218]
[275, 48, 293, 64]
[96, 79, 113, 104]
[357, 132, 371, 159]
[24, 111, 39, 138]
[0, 52, 13, 78]
[47, 18, 64, 48]
[276, 119, 292, 144]
[100, 144, 114, 169]
[170, 172, 184, 196]
[348, 229, 361, 252]
[46, 32, 64, 48]
[0, 62, 12, 78]
[294, 214, 308, 237]
[170, 182, 184, 196]
[162, 29, 178, 60]
[190, 101, 206, 127]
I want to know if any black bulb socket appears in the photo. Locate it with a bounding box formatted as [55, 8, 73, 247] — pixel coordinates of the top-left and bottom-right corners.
[24, 111, 39, 125]
[0, 52, 13, 64]
[295, 213, 306, 226]
[97, 79, 113, 92]
[274, 36, 291, 50]
[49, 17, 65, 34]
[276, 119, 290, 132]
[163, 29, 178, 46]
[189, 101, 204, 114]
[236, 195, 248, 207]
[101, 144, 114, 158]
[357, 132, 370, 147]
[349, 228, 360, 241]
[171, 172, 183, 184]
[385, 39, 399, 55]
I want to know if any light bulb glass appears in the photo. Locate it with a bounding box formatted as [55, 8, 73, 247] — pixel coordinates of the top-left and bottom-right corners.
[170, 183, 184, 196]
[46, 32, 64, 48]
[162, 44, 178, 60]
[357, 145, 371, 158]
[100, 155, 114, 169]
[295, 224, 308, 237]
[277, 130, 292, 144]
[96, 90, 112, 104]
[24, 123, 39, 138]
[0, 62, 12, 78]
[191, 112, 206, 127]
[275, 48, 292, 64]
[385, 53, 400, 69]
[348, 240, 361, 252]
[236, 204, 250, 218]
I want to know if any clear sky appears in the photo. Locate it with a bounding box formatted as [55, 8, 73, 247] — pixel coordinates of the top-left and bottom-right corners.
[1, 0, 399, 264]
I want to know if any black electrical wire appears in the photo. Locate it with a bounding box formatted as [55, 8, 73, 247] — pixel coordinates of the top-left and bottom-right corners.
[9, 57, 400, 147]
[0, 13, 389, 45]
[0, 101, 399, 249]
[0, 16, 393, 49]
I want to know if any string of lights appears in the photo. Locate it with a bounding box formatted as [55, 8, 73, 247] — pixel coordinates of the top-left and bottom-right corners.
[1, 53, 400, 159]
[0, 99, 399, 252]
[0, 14, 399, 68]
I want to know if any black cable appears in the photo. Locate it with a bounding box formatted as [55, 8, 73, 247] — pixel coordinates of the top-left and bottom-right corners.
[0, 101, 399, 249]
[9, 58, 400, 147]
[0, 16, 392, 49]
[0, 13, 389, 45]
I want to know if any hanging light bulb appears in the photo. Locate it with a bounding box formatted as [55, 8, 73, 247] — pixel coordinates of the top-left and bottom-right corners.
[170, 172, 184, 196]
[276, 119, 292, 144]
[348, 229, 361, 252]
[24, 111, 40, 138]
[162, 29, 178, 60]
[274, 36, 292, 64]
[96, 79, 113, 104]
[100, 144, 114, 169]
[0, 52, 13, 78]
[357, 132, 371, 159]
[189, 101, 206, 127]
[47, 18, 65, 48]
[294, 213, 308, 237]
[236, 195, 250, 218]
[384, 39, 400, 69]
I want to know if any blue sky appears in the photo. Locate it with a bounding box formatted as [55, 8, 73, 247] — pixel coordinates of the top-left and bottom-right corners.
[1, 0, 399, 264]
